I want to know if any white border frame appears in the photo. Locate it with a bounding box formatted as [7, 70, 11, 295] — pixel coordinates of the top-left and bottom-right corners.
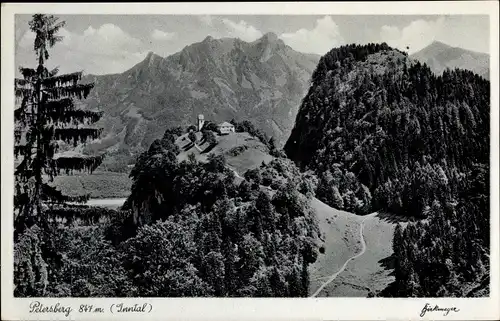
[2, 2, 499, 320]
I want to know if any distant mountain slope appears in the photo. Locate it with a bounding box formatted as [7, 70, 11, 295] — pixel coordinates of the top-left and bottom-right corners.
[411, 41, 489, 79]
[81, 33, 319, 160]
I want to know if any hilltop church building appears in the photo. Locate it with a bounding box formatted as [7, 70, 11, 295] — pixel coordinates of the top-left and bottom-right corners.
[218, 121, 235, 134]
[197, 114, 235, 135]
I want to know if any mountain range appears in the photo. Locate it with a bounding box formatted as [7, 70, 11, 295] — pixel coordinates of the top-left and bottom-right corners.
[411, 41, 489, 79]
[81, 32, 319, 159]
[80, 38, 489, 162]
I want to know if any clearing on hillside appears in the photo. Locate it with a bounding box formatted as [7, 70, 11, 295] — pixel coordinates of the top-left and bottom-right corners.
[176, 131, 274, 175]
[309, 198, 408, 297]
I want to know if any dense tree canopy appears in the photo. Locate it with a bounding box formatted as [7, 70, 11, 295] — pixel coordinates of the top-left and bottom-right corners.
[231, 119, 271, 148]
[16, 124, 321, 297]
[285, 43, 490, 296]
[286, 43, 489, 217]
[118, 128, 321, 296]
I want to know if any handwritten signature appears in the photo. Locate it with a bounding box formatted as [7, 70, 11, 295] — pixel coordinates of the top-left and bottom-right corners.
[420, 303, 460, 317]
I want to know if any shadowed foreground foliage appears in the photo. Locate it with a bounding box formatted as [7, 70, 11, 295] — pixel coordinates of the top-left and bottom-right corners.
[15, 128, 320, 297]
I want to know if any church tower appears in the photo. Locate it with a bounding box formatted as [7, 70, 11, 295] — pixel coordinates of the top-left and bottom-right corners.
[197, 114, 205, 131]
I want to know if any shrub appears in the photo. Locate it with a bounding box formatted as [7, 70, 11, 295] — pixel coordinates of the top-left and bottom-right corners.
[244, 168, 262, 185]
[121, 218, 211, 297]
[47, 226, 130, 297]
[202, 121, 219, 132]
[228, 145, 248, 157]
[104, 210, 137, 245]
[188, 131, 197, 143]
[231, 119, 270, 147]
[14, 225, 48, 297]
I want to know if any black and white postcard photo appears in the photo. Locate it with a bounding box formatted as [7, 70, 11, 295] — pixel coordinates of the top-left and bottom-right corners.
[1, 2, 499, 321]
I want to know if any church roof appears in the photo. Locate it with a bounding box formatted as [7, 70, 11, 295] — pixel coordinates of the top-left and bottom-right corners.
[218, 121, 234, 127]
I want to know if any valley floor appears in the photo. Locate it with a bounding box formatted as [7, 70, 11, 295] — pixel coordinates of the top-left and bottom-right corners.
[51, 171, 132, 199]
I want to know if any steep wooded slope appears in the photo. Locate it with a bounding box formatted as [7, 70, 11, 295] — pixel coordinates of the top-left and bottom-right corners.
[285, 43, 490, 297]
[285, 43, 489, 217]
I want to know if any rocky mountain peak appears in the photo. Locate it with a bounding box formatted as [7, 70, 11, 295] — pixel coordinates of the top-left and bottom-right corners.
[261, 32, 279, 42]
[250, 32, 286, 61]
[411, 41, 489, 79]
[81, 34, 320, 159]
[144, 51, 163, 63]
[130, 51, 164, 74]
[255, 32, 285, 47]
[203, 35, 214, 42]
[428, 40, 452, 50]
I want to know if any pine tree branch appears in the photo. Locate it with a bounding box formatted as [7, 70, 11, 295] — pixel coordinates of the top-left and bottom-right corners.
[47, 127, 103, 146]
[14, 95, 33, 124]
[41, 141, 60, 162]
[14, 107, 24, 122]
[48, 204, 115, 226]
[15, 78, 32, 88]
[15, 87, 34, 99]
[41, 183, 90, 203]
[42, 71, 83, 89]
[14, 128, 23, 145]
[44, 97, 75, 112]
[46, 110, 103, 126]
[43, 83, 94, 100]
[14, 157, 32, 178]
[48, 67, 59, 77]
[19, 67, 36, 80]
[14, 144, 32, 158]
[55, 154, 105, 174]
[14, 107, 27, 123]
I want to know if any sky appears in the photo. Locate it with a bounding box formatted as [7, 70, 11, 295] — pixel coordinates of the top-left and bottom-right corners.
[15, 14, 490, 75]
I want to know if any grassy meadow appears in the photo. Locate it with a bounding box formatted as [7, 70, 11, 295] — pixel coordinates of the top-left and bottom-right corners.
[51, 170, 132, 199]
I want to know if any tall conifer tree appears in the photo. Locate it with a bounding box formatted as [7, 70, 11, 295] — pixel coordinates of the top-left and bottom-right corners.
[14, 14, 104, 233]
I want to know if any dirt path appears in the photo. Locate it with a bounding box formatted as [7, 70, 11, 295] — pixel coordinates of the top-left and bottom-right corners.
[310, 213, 375, 297]
[228, 166, 244, 179]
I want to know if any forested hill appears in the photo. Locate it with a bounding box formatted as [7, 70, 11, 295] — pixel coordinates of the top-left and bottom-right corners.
[284, 43, 490, 297]
[285, 43, 489, 217]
